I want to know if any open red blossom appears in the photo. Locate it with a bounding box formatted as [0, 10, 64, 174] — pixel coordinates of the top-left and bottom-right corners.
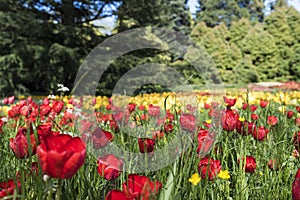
[238, 156, 256, 173]
[221, 109, 239, 131]
[223, 96, 236, 107]
[198, 156, 222, 181]
[138, 138, 155, 153]
[180, 113, 196, 133]
[267, 116, 278, 126]
[293, 169, 300, 200]
[37, 134, 86, 179]
[122, 174, 162, 200]
[236, 121, 256, 136]
[97, 154, 124, 181]
[148, 104, 160, 117]
[260, 100, 268, 108]
[9, 127, 37, 159]
[253, 126, 269, 141]
[0, 179, 21, 198]
[197, 129, 215, 158]
[92, 127, 114, 149]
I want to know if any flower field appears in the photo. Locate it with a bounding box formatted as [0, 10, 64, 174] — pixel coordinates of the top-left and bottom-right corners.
[1, 87, 300, 200]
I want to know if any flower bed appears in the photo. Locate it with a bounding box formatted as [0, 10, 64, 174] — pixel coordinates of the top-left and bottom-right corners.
[0, 89, 300, 199]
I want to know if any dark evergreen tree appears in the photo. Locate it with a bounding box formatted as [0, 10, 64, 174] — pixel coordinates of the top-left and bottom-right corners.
[0, 0, 117, 96]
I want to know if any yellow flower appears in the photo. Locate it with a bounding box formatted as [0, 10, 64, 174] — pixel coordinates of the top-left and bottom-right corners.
[188, 173, 201, 186]
[239, 117, 245, 122]
[1, 106, 11, 115]
[218, 170, 230, 180]
[205, 119, 212, 124]
[259, 171, 263, 176]
[66, 104, 73, 109]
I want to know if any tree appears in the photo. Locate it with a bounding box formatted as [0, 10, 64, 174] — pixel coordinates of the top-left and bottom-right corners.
[241, 24, 279, 81]
[196, 0, 264, 27]
[116, 0, 191, 34]
[0, 0, 118, 96]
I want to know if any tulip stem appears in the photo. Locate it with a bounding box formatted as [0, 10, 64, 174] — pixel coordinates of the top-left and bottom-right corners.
[56, 179, 62, 200]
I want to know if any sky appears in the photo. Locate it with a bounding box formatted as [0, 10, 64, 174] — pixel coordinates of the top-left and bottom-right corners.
[96, 0, 300, 33]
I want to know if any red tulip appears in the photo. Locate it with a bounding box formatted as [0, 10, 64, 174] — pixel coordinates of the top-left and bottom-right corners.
[37, 122, 53, 138]
[296, 106, 300, 113]
[97, 154, 124, 180]
[287, 111, 294, 119]
[293, 131, 300, 152]
[0, 179, 21, 198]
[222, 109, 239, 131]
[249, 105, 257, 112]
[253, 126, 269, 141]
[198, 156, 222, 181]
[180, 113, 196, 132]
[267, 116, 278, 126]
[138, 138, 155, 153]
[39, 104, 52, 116]
[238, 156, 256, 173]
[268, 159, 279, 171]
[9, 127, 37, 159]
[127, 103, 136, 113]
[165, 111, 174, 123]
[52, 100, 64, 114]
[7, 96, 15, 104]
[204, 103, 211, 109]
[242, 103, 248, 110]
[0, 117, 7, 134]
[148, 104, 160, 117]
[296, 118, 300, 127]
[37, 134, 86, 179]
[236, 121, 256, 136]
[164, 123, 173, 133]
[293, 169, 300, 200]
[138, 105, 145, 111]
[223, 96, 236, 107]
[91, 127, 114, 149]
[260, 100, 268, 108]
[251, 114, 259, 121]
[20, 105, 31, 117]
[105, 190, 133, 200]
[197, 129, 215, 157]
[151, 130, 164, 139]
[122, 174, 162, 200]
